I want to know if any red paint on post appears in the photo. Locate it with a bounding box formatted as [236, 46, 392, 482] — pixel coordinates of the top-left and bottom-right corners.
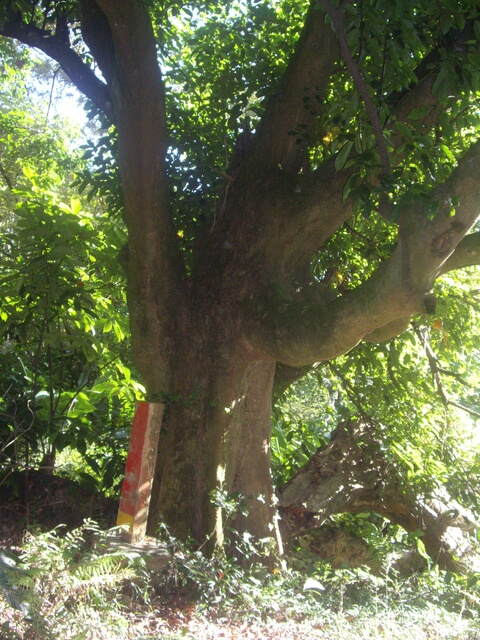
[117, 401, 163, 542]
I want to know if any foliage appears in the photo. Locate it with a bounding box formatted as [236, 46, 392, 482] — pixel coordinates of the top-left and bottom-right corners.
[272, 374, 331, 485]
[153, 0, 480, 242]
[1, 520, 480, 639]
[273, 263, 480, 508]
[0, 0, 478, 559]
[0, 521, 146, 639]
[319, 0, 480, 201]
[157, 0, 308, 254]
[0, 53, 142, 494]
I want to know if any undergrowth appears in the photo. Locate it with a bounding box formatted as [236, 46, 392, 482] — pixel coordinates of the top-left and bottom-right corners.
[1, 520, 480, 639]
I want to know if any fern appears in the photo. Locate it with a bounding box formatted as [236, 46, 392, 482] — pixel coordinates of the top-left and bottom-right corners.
[0, 521, 148, 638]
[0, 548, 35, 618]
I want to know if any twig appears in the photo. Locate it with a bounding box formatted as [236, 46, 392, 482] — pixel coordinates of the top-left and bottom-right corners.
[414, 327, 476, 420]
[328, 362, 370, 423]
[415, 326, 448, 406]
[45, 65, 61, 125]
[447, 401, 480, 420]
[344, 222, 385, 260]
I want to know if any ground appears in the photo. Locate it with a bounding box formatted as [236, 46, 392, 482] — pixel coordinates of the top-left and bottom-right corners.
[0, 471, 117, 551]
[1, 473, 479, 639]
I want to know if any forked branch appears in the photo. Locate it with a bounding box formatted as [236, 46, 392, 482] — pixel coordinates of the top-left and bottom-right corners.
[243, 0, 339, 174]
[247, 142, 480, 364]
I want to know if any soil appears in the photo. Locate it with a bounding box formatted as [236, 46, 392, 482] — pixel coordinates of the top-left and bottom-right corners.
[0, 472, 329, 639]
[1, 472, 476, 639]
[0, 470, 117, 551]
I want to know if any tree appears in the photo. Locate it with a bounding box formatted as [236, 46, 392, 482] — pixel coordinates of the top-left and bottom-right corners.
[1, 0, 479, 552]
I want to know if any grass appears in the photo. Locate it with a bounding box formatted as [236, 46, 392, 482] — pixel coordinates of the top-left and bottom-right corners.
[1, 521, 480, 639]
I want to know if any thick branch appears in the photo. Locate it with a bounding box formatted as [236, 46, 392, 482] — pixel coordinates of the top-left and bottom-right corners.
[78, 0, 116, 85]
[254, 159, 353, 291]
[83, 0, 186, 393]
[249, 11, 477, 270]
[0, 17, 114, 121]
[279, 420, 478, 572]
[440, 231, 480, 274]
[397, 140, 480, 290]
[246, 254, 414, 366]
[247, 141, 480, 365]
[361, 231, 480, 344]
[227, 8, 478, 291]
[241, 13, 469, 280]
[243, 1, 339, 174]
[363, 317, 411, 343]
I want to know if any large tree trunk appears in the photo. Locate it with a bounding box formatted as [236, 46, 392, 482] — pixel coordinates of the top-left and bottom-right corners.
[279, 420, 479, 572]
[147, 295, 280, 550]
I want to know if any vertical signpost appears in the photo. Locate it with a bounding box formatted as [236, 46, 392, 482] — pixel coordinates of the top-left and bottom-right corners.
[117, 401, 163, 543]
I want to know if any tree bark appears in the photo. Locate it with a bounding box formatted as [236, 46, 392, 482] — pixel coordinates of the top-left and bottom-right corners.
[146, 303, 280, 552]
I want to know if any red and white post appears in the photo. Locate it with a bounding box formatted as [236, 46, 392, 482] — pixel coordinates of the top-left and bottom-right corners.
[117, 401, 163, 543]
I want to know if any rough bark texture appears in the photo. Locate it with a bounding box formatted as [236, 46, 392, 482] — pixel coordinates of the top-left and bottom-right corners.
[279, 420, 479, 573]
[1, 0, 479, 552]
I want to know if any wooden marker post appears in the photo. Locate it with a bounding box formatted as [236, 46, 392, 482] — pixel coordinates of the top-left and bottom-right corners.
[117, 401, 163, 543]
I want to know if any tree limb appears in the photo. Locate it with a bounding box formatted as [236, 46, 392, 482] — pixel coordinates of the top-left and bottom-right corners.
[279, 419, 478, 572]
[439, 231, 480, 275]
[215, 6, 479, 292]
[0, 16, 114, 122]
[246, 141, 480, 365]
[81, 0, 186, 394]
[243, 0, 339, 174]
[239, 17, 480, 281]
[363, 317, 411, 343]
[246, 257, 414, 366]
[252, 158, 353, 293]
[78, 0, 116, 86]
[360, 228, 480, 343]
[396, 139, 480, 291]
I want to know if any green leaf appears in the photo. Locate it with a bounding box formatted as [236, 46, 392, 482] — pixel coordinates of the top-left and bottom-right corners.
[408, 105, 431, 120]
[342, 172, 360, 201]
[335, 140, 354, 171]
[432, 64, 455, 102]
[474, 20, 480, 42]
[395, 121, 413, 139]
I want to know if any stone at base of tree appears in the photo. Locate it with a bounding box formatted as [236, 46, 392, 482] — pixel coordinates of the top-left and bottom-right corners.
[104, 529, 170, 573]
[299, 527, 372, 569]
[392, 549, 428, 576]
[297, 526, 429, 576]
